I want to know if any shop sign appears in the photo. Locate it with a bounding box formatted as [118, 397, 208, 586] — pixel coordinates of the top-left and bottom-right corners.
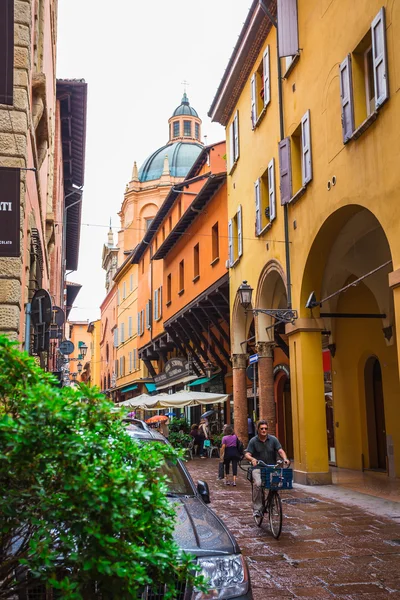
[273, 363, 290, 378]
[154, 357, 190, 385]
[0, 168, 20, 257]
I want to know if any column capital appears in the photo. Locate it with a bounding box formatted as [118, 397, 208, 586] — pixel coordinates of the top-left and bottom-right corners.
[286, 318, 325, 336]
[256, 341, 274, 358]
[231, 353, 248, 369]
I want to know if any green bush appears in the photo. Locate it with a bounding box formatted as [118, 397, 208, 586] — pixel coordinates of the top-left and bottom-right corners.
[168, 431, 192, 449]
[0, 336, 203, 599]
[168, 417, 189, 434]
[211, 433, 224, 448]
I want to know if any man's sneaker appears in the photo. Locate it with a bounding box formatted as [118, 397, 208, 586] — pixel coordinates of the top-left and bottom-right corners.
[253, 509, 263, 518]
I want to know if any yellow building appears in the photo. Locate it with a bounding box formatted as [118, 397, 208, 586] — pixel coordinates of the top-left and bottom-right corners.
[88, 320, 101, 388]
[66, 321, 91, 385]
[210, 0, 400, 484]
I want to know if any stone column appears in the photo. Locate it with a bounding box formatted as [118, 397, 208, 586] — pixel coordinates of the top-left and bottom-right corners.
[286, 318, 331, 485]
[256, 341, 275, 431]
[389, 270, 400, 380]
[232, 353, 248, 444]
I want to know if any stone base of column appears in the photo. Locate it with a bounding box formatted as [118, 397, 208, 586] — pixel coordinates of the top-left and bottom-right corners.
[294, 470, 332, 485]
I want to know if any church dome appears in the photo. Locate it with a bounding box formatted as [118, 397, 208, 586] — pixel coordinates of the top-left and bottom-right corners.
[172, 93, 199, 117]
[138, 141, 203, 183]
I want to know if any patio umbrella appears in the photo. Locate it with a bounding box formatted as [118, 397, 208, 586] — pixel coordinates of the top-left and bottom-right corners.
[146, 415, 168, 424]
[201, 409, 215, 419]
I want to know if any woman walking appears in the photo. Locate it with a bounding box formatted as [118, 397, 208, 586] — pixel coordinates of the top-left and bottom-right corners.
[220, 424, 241, 486]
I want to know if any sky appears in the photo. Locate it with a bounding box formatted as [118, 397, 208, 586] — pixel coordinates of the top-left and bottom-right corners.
[57, 0, 252, 322]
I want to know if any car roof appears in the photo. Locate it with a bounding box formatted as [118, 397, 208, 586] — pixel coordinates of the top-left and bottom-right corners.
[124, 422, 168, 442]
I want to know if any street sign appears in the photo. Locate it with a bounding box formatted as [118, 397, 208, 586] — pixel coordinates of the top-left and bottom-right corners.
[246, 365, 259, 381]
[59, 339, 74, 355]
[249, 353, 259, 364]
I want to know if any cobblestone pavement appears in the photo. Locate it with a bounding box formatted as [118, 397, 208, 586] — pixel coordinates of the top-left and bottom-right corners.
[186, 458, 400, 600]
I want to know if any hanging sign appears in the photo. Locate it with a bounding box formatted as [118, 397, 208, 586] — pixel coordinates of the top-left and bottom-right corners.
[0, 168, 20, 257]
[154, 357, 190, 385]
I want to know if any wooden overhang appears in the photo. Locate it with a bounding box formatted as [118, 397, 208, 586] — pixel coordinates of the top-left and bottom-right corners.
[152, 172, 226, 260]
[57, 79, 88, 272]
[208, 0, 274, 126]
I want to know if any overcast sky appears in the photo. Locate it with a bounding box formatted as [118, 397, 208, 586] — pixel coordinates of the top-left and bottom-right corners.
[57, 0, 252, 322]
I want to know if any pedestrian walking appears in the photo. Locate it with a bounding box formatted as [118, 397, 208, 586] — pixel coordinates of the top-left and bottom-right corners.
[190, 424, 203, 457]
[199, 418, 209, 458]
[221, 424, 242, 486]
[247, 415, 255, 440]
[244, 419, 290, 517]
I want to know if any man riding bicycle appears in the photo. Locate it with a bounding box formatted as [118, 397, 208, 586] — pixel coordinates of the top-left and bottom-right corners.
[244, 420, 290, 517]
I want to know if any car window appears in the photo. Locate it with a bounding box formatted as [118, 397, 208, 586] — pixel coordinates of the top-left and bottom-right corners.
[140, 440, 194, 496]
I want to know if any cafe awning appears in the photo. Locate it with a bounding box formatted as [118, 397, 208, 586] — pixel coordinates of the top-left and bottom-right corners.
[117, 390, 228, 410]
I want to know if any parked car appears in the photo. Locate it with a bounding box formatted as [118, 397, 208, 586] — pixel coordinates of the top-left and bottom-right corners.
[124, 420, 253, 600]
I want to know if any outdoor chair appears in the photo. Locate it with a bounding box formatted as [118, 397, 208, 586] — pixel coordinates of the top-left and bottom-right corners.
[207, 444, 220, 459]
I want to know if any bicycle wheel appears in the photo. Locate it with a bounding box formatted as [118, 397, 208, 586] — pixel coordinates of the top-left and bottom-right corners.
[252, 484, 264, 527]
[268, 491, 282, 539]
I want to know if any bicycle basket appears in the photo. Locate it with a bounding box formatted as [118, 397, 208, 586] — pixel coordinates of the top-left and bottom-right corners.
[259, 467, 293, 490]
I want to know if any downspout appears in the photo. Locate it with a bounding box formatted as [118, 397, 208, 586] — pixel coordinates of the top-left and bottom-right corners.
[259, 0, 292, 308]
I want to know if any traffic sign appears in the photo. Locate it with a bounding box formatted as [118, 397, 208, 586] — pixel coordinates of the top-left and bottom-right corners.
[59, 339, 75, 355]
[249, 353, 259, 364]
[246, 365, 259, 381]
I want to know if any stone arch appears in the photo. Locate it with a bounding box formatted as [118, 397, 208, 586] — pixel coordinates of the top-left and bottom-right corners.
[255, 259, 287, 343]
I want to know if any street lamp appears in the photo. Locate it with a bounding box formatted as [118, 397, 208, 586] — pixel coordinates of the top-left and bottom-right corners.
[80, 342, 88, 359]
[237, 281, 298, 331]
[238, 281, 253, 310]
[204, 360, 214, 379]
[71, 372, 78, 380]
[77, 361, 83, 374]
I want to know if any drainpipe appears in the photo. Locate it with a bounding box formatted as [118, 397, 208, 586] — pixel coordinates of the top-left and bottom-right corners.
[259, 0, 292, 308]
[25, 302, 31, 352]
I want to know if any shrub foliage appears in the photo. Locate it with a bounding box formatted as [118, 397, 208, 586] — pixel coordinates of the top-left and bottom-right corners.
[0, 336, 201, 599]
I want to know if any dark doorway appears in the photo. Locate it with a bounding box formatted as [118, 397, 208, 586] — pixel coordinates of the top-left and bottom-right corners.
[276, 374, 294, 460]
[364, 357, 387, 470]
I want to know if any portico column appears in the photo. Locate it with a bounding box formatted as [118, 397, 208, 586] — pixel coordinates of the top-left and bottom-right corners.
[389, 270, 400, 381]
[232, 353, 248, 444]
[286, 318, 331, 485]
[256, 341, 275, 431]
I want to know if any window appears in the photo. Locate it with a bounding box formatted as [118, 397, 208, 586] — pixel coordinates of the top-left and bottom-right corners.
[145, 300, 151, 330]
[167, 274, 172, 304]
[145, 218, 153, 231]
[279, 110, 312, 204]
[178, 199, 182, 219]
[137, 310, 144, 336]
[255, 158, 276, 235]
[162, 225, 165, 241]
[120, 322, 125, 343]
[251, 46, 270, 127]
[119, 356, 125, 378]
[128, 316, 132, 337]
[173, 121, 180, 137]
[195, 123, 200, 140]
[169, 216, 172, 232]
[122, 282, 126, 300]
[228, 206, 243, 266]
[114, 328, 118, 348]
[133, 349, 137, 370]
[193, 244, 200, 280]
[129, 351, 132, 373]
[179, 260, 185, 293]
[154, 286, 162, 321]
[212, 222, 219, 262]
[115, 359, 118, 378]
[129, 274, 133, 292]
[229, 111, 240, 170]
[339, 8, 388, 143]
[183, 120, 191, 137]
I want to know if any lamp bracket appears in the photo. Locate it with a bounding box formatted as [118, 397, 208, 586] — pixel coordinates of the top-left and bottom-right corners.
[249, 308, 298, 324]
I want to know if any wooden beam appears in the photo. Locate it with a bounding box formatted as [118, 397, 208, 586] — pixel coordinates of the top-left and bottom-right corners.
[198, 305, 230, 344]
[184, 314, 226, 372]
[190, 309, 231, 364]
[143, 358, 157, 379]
[206, 295, 230, 326]
[166, 324, 202, 376]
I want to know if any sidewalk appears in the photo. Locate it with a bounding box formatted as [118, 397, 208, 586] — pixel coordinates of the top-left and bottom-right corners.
[186, 457, 400, 599]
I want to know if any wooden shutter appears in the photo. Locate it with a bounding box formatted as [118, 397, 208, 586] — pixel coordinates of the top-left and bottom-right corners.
[251, 75, 257, 127]
[263, 46, 271, 106]
[279, 138, 292, 205]
[237, 205, 243, 258]
[137, 313, 141, 336]
[121, 323, 125, 343]
[114, 328, 118, 348]
[159, 286, 162, 319]
[115, 359, 118, 378]
[154, 289, 158, 321]
[0, 0, 14, 105]
[234, 111, 240, 161]
[228, 219, 233, 266]
[301, 110, 312, 185]
[268, 158, 276, 221]
[255, 179, 261, 235]
[339, 55, 355, 143]
[134, 349, 137, 370]
[371, 7, 388, 108]
[229, 122, 234, 170]
[277, 0, 299, 58]
[129, 352, 132, 373]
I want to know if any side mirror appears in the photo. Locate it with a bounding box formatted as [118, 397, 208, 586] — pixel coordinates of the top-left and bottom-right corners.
[197, 480, 211, 504]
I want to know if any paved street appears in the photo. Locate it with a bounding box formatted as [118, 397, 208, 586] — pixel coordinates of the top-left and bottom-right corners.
[186, 458, 400, 600]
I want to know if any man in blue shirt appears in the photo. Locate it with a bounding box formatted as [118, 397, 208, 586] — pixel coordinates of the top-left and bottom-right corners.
[244, 420, 289, 516]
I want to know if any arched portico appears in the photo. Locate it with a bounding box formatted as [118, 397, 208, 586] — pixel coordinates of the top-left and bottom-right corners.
[288, 205, 400, 484]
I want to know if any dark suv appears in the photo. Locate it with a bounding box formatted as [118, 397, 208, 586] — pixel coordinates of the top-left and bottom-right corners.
[124, 420, 253, 600]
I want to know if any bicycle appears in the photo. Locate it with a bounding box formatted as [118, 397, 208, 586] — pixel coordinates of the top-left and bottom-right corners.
[242, 459, 293, 539]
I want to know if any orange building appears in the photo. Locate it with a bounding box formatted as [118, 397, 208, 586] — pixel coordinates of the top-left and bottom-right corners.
[66, 320, 91, 385]
[131, 141, 231, 421]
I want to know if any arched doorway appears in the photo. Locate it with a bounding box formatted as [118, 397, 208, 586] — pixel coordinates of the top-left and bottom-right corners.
[364, 357, 387, 471]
